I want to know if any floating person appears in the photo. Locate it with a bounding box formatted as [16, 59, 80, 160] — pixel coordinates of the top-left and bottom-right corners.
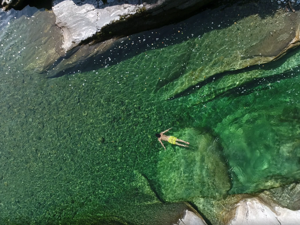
[156, 128, 189, 150]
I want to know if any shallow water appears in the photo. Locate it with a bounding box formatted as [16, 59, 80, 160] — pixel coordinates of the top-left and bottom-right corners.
[1, 2, 300, 225]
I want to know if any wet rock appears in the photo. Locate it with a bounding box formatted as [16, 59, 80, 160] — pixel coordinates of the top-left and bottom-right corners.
[0, 10, 64, 74]
[175, 209, 208, 225]
[52, 0, 215, 51]
[262, 183, 300, 210]
[226, 197, 300, 225]
[193, 191, 300, 225]
[130, 170, 160, 204]
[53, 0, 143, 51]
[156, 128, 230, 202]
[157, 7, 300, 101]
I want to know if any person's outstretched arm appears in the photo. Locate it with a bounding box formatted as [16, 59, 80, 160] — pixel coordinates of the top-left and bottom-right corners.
[159, 139, 166, 150]
[162, 127, 172, 134]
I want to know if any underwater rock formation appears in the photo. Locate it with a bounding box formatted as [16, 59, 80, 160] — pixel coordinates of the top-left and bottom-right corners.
[2, 1, 300, 224]
[264, 183, 300, 210]
[156, 7, 300, 101]
[156, 128, 230, 202]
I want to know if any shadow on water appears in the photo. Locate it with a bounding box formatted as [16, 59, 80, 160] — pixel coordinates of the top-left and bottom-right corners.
[47, 0, 291, 78]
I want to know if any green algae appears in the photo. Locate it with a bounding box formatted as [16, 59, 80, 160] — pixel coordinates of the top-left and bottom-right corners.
[156, 128, 230, 202]
[1, 2, 300, 225]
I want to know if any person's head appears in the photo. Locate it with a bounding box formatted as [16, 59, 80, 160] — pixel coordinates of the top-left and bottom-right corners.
[155, 133, 161, 138]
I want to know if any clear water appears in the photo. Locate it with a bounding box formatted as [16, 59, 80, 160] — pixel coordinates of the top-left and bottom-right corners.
[1, 2, 300, 225]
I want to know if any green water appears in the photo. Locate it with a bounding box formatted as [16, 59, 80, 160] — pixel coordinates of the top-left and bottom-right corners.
[1, 4, 300, 225]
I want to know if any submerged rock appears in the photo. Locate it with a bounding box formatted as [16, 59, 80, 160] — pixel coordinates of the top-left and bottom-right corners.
[156, 128, 230, 202]
[156, 5, 300, 101]
[262, 183, 300, 210]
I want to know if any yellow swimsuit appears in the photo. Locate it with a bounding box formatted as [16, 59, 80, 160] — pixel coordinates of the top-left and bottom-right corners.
[168, 136, 177, 145]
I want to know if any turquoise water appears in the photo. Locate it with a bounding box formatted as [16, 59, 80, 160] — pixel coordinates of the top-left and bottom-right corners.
[1, 3, 300, 225]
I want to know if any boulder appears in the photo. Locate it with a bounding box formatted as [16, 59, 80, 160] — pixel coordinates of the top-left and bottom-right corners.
[155, 4, 300, 101]
[52, 0, 215, 52]
[52, 0, 144, 51]
[176, 209, 208, 225]
[226, 197, 300, 225]
[193, 189, 300, 225]
[262, 183, 300, 210]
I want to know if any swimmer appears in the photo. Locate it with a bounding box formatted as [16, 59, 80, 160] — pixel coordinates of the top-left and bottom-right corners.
[156, 128, 189, 150]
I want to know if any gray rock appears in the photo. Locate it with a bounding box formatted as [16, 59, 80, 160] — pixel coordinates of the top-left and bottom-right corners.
[52, 0, 215, 51]
[226, 197, 300, 225]
[53, 0, 144, 51]
[176, 210, 208, 225]
[263, 183, 300, 210]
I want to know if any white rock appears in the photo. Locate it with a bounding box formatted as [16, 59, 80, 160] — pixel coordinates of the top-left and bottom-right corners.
[228, 198, 300, 225]
[175, 210, 208, 225]
[53, 0, 142, 51]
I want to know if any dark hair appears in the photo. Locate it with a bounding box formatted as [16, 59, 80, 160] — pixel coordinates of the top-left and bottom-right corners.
[155, 133, 161, 138]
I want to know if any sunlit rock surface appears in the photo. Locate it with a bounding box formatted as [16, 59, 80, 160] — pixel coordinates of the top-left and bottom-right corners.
[53, 0, 143, 51]
[227, 197, 300, 225]
[176, 209, 208, 225]
[52, 0, 215, 52]
[193, 185, 300, 225]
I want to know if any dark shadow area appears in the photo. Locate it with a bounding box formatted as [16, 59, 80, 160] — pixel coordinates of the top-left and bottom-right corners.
[188, 201, 213, 225]
[1, 0, 52, 10]
[47, 0, 297, 78]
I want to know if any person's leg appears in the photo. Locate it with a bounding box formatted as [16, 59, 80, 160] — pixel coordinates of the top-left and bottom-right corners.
[175, 142, 188, 147]
[177, 139, 189, 144]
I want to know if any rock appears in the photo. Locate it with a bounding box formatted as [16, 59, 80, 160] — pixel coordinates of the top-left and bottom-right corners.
[52, 0, 215, 52]
[53, 0, 143, 51]
[130, 170, 161, 205]
[156, 128, 230, 202]
[156, 5, 300, 101]
[193, 191, 300, 225]
[262, 183, 300, 210]
[226, 197, 300, 225]
[175, 209, 208, 225]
